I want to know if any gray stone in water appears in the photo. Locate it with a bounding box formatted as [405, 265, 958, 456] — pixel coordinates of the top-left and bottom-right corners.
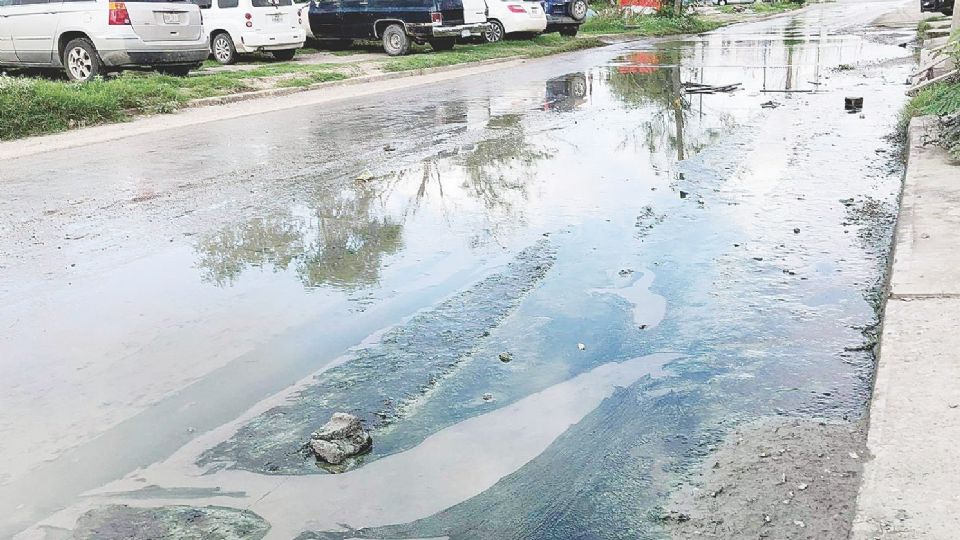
[309, 413, 372, 465]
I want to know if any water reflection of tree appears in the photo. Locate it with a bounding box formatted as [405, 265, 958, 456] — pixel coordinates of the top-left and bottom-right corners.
[606, 48, 725, 160]
[409, 112, 546, 246]
[196, 184, 402, 290]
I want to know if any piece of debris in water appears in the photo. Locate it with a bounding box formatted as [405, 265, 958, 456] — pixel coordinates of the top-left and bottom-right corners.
[761, 100, 780, 109]
[682, 81, 742, 94]
[482, 392, 494, 401]
[577, 343, 586, 351]
[499, 352, 513, 363]
[308, 413, 372, 466]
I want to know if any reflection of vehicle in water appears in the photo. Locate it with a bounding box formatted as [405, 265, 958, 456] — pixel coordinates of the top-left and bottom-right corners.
[920, 0, 953, 15]
[540, 0, 587, 36]
[543, 73, 589, 111]
[713, 0, 755, 5]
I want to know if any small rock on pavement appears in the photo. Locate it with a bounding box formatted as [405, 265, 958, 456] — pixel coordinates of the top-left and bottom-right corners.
[499, 352, 513, 363]
[577, 343, 586, 351]
[309, 413, 372, 466]
[482, 392, 494, 401]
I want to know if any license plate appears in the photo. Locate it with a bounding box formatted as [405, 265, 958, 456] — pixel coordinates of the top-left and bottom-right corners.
[270, 13, 283, 21]
[162, 12, 180, 23]
[461, 29, 471, 37]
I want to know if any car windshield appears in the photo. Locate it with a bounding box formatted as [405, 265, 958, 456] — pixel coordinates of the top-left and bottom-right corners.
[252, 0, 293, 6]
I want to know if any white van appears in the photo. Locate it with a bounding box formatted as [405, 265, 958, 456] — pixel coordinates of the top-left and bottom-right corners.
[0, 0, 208, 81]
[196, 0, 305, 64]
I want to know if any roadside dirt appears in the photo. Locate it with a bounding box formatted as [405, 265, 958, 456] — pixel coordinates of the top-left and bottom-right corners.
[663, 417, 868, 540]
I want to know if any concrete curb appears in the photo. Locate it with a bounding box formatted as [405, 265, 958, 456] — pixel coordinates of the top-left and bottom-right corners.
[852, 116, 960, 539]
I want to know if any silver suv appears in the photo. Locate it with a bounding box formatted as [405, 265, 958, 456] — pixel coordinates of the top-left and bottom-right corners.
[0, 0, 209, 81]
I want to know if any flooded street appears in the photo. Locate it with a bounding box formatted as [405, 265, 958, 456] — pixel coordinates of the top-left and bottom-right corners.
[0, 1, 918, 537]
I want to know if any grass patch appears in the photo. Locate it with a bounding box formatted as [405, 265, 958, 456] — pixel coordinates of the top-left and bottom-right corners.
[718, 1, 804, 15]
[901, 80, 960, 159]
[0, 62, 346, 140]
[381, 34, 602, 72]
[581, 13, 722, 35]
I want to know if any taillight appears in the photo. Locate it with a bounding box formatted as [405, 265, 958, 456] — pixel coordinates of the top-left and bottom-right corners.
[108, 1, 131, 25]
[507, 4, 526, 12]
[430, 11, 442, 24]
[245, 12, 253, 26]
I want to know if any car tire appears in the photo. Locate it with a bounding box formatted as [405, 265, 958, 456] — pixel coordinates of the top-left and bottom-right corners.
[63, 38, 103, 83]
[382, 24, 411, 56]
[430, 37, 457, 51]
[211, 32, 238, 65]
[484, 19, 505, 43]
[559, 26, 579, 37]
[272, 49, 297, 61]
[569, 0, 588, 21]
[156, 64, 198, 77]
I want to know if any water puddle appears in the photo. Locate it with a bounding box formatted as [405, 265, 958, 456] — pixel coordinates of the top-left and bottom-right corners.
[3, 4, 913, 538]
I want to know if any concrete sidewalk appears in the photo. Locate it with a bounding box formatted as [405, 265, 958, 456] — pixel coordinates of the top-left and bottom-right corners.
[853, 117, 960, 539]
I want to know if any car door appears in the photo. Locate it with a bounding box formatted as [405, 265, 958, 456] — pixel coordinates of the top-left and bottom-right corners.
[0, 0, 17, 64]
[339, 0, 366, 36]
[10, 0, 60, 64]
[310, 0, 343, 37]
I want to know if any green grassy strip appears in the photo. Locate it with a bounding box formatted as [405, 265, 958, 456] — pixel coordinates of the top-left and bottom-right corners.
[580, 14, 721, 35]
[901, 81, 960, 159]
[0, 63, 346, 140]
[381, 34, 603, 72]
[717, 1, 804, 15]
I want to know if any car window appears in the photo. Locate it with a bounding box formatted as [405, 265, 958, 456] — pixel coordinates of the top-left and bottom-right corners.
[13, 0, 51, 5]
[251, 0, 292, 6]
[218, 0, 238, 7]
[191, 0, 213, 7]
[0, 0, 12, 6]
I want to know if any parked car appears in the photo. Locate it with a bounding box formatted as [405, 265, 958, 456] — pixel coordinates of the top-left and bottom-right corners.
[481, 0, 546, 43]
[540, 0, 586, 36]
[920, 0, 953, 15]
[0, 0, 208, 82]
[194, 0, 306, 64]
[305, 0, 490, 55]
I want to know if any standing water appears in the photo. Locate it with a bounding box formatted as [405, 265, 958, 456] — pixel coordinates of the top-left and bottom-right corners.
[0, 2, 915, 538]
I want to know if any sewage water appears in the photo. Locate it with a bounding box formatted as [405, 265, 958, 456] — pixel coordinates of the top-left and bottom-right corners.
[0, 3, 915, 538]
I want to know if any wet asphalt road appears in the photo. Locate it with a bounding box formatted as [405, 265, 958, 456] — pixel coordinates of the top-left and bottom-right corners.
[0, 1, 919, 537]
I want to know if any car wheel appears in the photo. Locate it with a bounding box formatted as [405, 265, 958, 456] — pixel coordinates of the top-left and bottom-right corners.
[559, 26, 579, 37]
[63, 38, 103, 83]
[569, 74, 587, 98]
[484, 19, 505, 43]
[156, 64, 198, 77]
[570, 0, 588, 21]
[272, 49, 297, 61]
[382, 24, 411, 56]
[430, 37, 457, 51]
[211, 32, 238, 65]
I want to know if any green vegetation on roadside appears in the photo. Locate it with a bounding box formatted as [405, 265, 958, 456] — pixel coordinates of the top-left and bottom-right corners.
[901, 81, 960, 158]
[718, 0, 804, 15]
[381, 34, 603, 72]
[581, 12, 720, 35]
[0, 64, 346, 140]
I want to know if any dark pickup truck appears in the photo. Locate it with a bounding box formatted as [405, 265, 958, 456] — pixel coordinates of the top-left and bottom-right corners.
[920, 0, 953, 15]
[306, 0, 490, 55]
[542, 0, 587, 36]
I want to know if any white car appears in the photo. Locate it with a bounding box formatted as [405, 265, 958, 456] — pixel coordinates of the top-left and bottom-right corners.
[0, 0, 208, 82]
[198, 0, 306, 64]
[482, 0, 546, 43]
